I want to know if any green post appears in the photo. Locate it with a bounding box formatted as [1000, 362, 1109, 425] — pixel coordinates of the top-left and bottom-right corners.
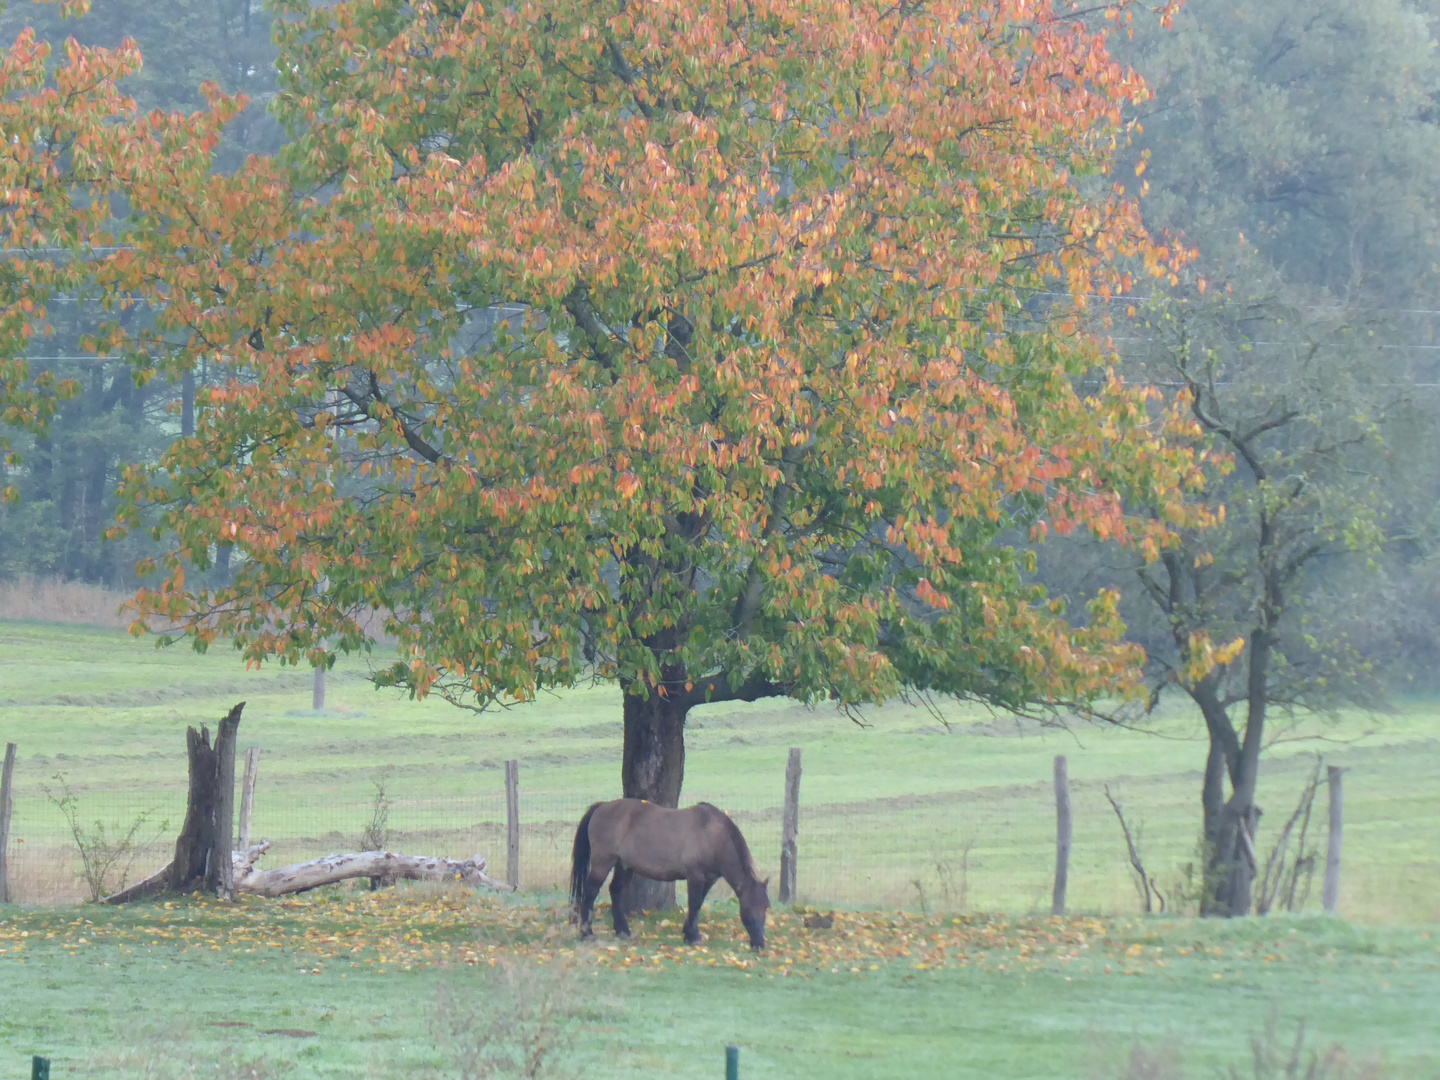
[32, 1056, 50, 1080]
[725, 1044, 739, 1080]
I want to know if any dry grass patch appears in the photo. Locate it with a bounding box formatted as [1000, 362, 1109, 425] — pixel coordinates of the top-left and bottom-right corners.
[0, 577, 135, 628]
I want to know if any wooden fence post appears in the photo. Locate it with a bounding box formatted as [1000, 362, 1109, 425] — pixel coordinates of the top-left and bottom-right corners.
[312, 665, 326, 712]
[505, 760, 520, 890]
[1323, 765, 1344, 915]
[32, 1055, 49, 1080]
[726, 1044, 740, 1080]
[238, 747, 261, 850]
[779, 748, 802, 905]
[0, 742, 15, 904]
[1052, 754, 1071, 917]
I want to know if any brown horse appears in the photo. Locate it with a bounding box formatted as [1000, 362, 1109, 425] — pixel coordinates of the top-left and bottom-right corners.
[570, 799, 770, 951]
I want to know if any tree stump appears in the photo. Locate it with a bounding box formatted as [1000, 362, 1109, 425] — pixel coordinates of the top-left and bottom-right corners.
[169, 702, 244, 894]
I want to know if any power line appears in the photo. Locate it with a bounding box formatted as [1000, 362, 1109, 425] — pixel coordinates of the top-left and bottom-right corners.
[1032, 290, 1440, 317]
[1106, 335, 1440, 351]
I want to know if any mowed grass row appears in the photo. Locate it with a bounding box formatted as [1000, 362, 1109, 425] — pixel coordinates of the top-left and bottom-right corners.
[2, 620, 1438, 920]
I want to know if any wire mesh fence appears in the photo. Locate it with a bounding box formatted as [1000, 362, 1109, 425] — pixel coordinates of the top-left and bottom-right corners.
[4, 744, 1421, 920]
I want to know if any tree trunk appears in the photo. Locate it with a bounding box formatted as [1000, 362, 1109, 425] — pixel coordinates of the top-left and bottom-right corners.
[181, 366, 195, 439]
[1193, 635, 1268, 918]
[105, 844, 514, 903]
[231, 844, 511, 898]
[170, 703, 245, 894]
[1198, 735, 1229, 916]
[171, 725, 220, 890]
[204, 704, 242, 898]
[618, 683, 687, 913]
[31, 435, 52, 501]
[1203, 799, 1258, 916]
[215, 542, 233, 585]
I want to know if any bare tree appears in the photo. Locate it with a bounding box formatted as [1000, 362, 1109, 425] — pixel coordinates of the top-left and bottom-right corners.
[1116, 278, 1410, 915]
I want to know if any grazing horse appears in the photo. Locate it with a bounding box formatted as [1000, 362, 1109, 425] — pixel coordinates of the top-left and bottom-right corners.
[570, 799, 770, 951]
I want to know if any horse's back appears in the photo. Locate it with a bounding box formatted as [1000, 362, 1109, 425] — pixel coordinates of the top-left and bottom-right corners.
[588, 799, 731, 881]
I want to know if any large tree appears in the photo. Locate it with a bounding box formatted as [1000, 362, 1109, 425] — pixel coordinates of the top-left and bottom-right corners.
[1113, 0, 1440, 301]
[97, 0, 1201, 909]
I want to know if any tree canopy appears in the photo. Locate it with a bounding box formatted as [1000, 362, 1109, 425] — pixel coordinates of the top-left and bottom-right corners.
[7, 0, 1205, 904]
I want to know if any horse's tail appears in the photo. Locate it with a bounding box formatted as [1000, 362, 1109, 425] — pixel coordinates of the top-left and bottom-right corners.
[570, 802, 602, 917]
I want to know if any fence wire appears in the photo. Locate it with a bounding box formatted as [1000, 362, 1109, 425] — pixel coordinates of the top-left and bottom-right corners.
[4, 747, 1422, 922]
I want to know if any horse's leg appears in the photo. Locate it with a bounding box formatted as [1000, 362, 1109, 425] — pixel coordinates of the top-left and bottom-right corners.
[608, 863, 634, 939]
[683, 875, 715, 946]
[579, 857, 614, 940]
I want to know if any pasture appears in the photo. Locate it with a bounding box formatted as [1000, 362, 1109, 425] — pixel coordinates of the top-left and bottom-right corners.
[1, 894, 1437, 1078]
[1, 615, 1438, 1076]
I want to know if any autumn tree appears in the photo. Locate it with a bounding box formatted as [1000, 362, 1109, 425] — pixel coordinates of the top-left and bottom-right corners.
[105, 0, 1199, 909]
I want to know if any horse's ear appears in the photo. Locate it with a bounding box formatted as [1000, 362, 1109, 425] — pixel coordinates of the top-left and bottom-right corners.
[762, 877, 770, 888]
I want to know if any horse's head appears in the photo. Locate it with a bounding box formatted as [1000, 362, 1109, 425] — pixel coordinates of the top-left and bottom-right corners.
[740, 876, 770, 952]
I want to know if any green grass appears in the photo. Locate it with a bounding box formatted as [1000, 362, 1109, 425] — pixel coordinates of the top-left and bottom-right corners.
[0, 893, 1437, 1078]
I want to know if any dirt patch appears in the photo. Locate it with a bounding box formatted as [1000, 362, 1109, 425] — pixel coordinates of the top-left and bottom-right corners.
[1, 672, 322, 710]
[960, 715, 1052, 738]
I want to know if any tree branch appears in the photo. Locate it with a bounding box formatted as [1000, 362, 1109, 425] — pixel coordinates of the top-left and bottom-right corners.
[678, 667, 790, 712]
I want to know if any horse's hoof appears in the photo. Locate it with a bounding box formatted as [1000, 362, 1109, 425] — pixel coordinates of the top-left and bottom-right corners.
[684, 933, 701, 946]
[616, 930, 633, 941]
[579, 929, 594, 940]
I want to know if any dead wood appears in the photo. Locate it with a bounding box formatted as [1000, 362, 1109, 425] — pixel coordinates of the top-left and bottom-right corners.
[1105, 784, 1164, 914]
[170, 702, 244, 893]
[231, 846, 514, 897]
[103, 841, 513, 902]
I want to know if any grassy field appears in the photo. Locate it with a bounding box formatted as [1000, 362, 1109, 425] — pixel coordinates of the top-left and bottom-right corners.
[1, 619, 1438, 919]
[0, 892, 1437, 1079]
[1, 615, 1438, 1077]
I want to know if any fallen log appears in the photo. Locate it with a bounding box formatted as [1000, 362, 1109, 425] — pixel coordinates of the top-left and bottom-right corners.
[101, 842, 513, 903]
[232, 847, 514, 898]
[232, 840, 271, 878]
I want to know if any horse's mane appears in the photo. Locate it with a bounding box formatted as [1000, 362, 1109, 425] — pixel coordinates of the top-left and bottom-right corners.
[696, 802, 759, 883]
